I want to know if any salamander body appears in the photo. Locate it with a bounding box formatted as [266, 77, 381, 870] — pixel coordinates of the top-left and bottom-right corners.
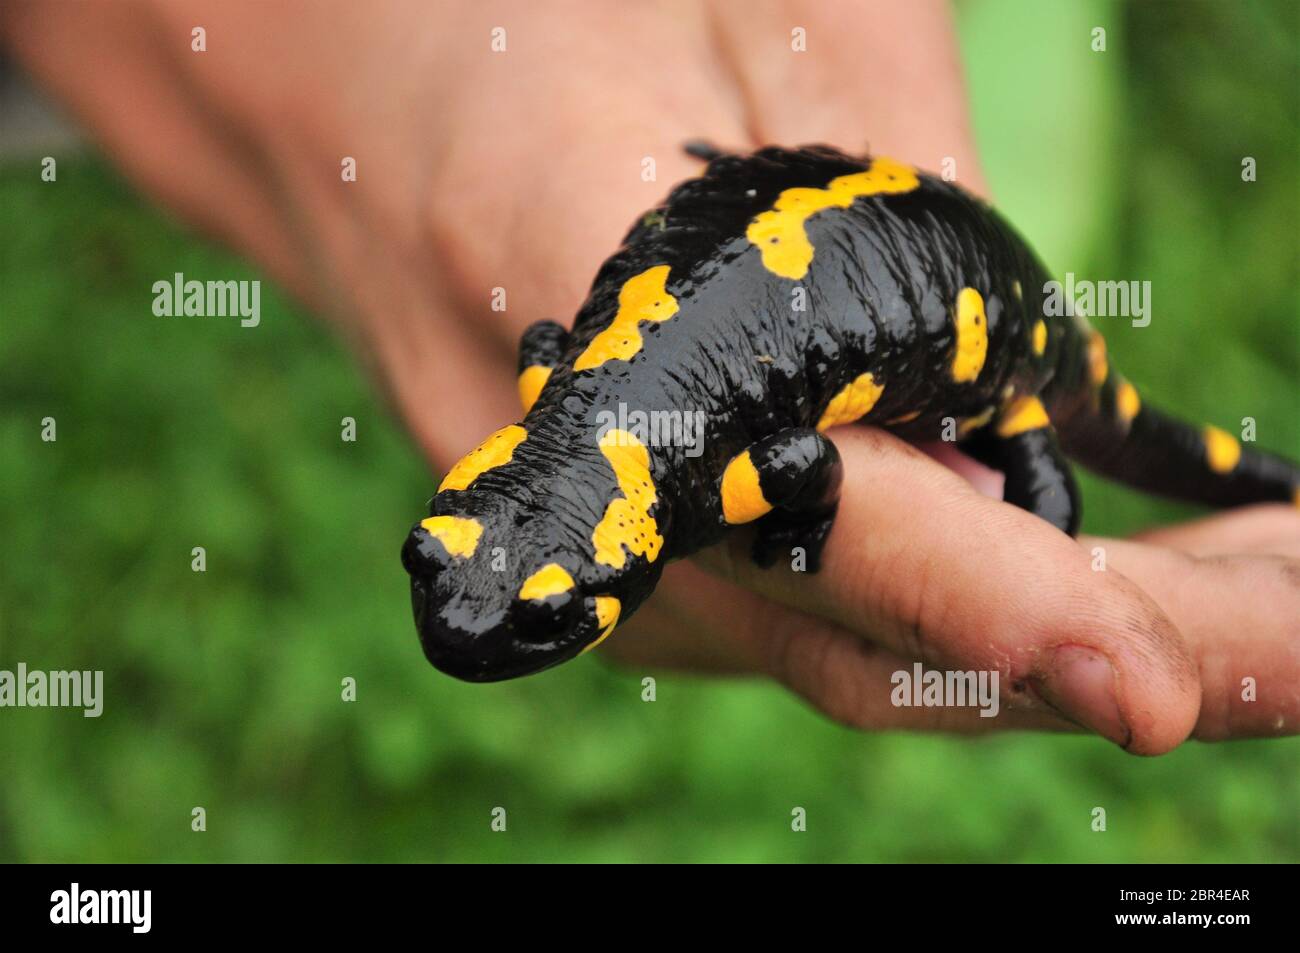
[401, 145, 1300, 682]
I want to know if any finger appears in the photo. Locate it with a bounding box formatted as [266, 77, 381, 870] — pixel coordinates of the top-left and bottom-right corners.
[1129, 504, 1300, 557]
[608, 561, 1077, 734]
[696, 426, 1202, 754]
[916, 441, 1005, 498]
[1083, 538, 1300, 739]
[709, 0, 988, 193]
[602, 560, 766, 675]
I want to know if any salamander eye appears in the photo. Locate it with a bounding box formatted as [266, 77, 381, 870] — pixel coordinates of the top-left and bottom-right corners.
[513, 590, 579, 643]
[401, 523, 452, 578]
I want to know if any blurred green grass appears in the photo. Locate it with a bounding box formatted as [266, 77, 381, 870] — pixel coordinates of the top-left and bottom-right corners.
[0, 0, 1296, 862]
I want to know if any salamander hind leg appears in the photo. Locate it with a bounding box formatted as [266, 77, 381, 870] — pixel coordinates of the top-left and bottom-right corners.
[964, 397, 1081, 536]
[517, 319, 569, 413]
[719, 428, 843, 571]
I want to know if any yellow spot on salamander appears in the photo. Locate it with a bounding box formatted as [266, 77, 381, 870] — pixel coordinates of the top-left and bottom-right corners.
[721, 450, 772, 524]
[1088, 331, 1109, 385]
[581, 596, 622, 653]
[418, 516, 483, 558]
[1116, 380, 1141, 423]
[746, 157, 920, 279]
[951, 288, 988, 383]
[518, 563, 575, 601]
[817, 372, 885, 431]
[574, 265, 679, 371]
[886, 410, 922, 425]
[996, 396, 1050, 438]
[517, 365, 552, 413]
[1012, 280, 1023, 302]
[1032, 319, 1048, 356]
[1204, 425, 1241, 473]
[592, 429, 664, 567]
[439, 424, 527, 493]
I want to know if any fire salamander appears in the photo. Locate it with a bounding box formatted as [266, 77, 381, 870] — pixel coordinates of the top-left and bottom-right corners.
[401, 144, 1300, 682]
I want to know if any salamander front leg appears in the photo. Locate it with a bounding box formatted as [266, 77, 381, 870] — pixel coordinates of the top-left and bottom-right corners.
[964, 399, 1081, 535]
[720, 428, 843, 571]
[517, 319, 569, 413]
[682, 140, 727, 162]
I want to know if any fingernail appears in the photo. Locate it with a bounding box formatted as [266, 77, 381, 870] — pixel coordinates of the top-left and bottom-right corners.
[1030, 646, 1131, 748]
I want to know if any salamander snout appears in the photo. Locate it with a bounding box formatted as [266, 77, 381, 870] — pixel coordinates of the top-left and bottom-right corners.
[401, 520, 621, 682]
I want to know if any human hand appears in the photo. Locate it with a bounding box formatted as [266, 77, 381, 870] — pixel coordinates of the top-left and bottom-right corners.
[605, 432, 1300, 754]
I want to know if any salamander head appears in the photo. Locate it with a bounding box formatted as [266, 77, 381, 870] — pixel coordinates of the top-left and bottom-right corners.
[402, 435, 672, 682]
[401, 418, 669, 681]
[401, 506, 627, 681]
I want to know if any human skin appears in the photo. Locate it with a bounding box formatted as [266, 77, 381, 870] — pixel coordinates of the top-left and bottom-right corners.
[4, 0, 1297, 754]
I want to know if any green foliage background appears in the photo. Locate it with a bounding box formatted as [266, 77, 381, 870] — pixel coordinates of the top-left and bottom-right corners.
[1, 0, 1296, 862]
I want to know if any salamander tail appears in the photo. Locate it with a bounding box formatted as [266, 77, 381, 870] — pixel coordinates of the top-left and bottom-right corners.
[1057, 373, 1300, 510]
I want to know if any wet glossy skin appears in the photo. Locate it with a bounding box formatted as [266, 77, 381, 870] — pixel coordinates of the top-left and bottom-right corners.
[402, 145, 1300, 682]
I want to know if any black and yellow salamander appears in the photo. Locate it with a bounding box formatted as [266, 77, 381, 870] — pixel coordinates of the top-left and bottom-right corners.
[401, 144, 1300, 682]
